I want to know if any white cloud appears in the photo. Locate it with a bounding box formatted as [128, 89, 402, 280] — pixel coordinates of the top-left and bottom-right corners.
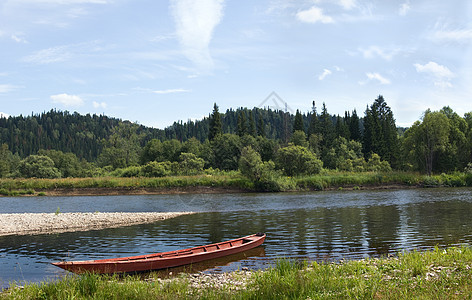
[431, 28, 472, 43]
[11, 34, 28, 43]
[296, 6, 334, 24]
[50, 93, 84, 107]
[339, 0, 356, 10]
[93, 101, 107, 109]
[0, 84, 19, 93]
[14, 0, 109, 4]
[414, 61, 454, 88]
[23, 45, 71, 64]
[153, 88, 190, 94]
[360, 72, 391, 85]
[359, 46, 401, 61]
[0, 112, 10, 118]
[318, 69, 332, 80]
[399, 1, 410, 16]
[171, 0, 225, 70]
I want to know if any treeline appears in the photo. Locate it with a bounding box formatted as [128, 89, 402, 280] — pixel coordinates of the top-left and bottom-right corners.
[1, 95, 472, 182]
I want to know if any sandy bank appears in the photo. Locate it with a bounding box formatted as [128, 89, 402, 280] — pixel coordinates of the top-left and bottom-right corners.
[0, 212, 194, 237]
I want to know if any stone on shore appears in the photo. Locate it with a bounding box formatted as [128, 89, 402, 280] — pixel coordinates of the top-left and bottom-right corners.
[0, 212, 193, 236]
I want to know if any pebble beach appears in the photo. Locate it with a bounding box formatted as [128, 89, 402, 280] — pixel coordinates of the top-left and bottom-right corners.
[0, 212, 194, 236]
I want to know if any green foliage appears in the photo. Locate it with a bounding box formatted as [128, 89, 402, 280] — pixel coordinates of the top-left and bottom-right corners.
[290, 130, 308, 147]
[363, 95, 399, 167]
[98, 122, 143, 169]
[4, 247, 472, 300]
[141, 161, 172, 177]
[208, 103, 222, 140]
[276, 145, 323, 176]
[178, 152, 204, 175]
[211, 133, 241, 171]
[366, 153, 392, 172]
[293, 109, 305, 133]
[402, 110, 450, 175]
[38, 149, 91, 178]
[18, 155, 61, 179]
[238, 146, 263, 181]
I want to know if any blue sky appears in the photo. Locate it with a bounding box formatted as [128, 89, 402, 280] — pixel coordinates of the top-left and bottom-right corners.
[1, 0, 471, 128]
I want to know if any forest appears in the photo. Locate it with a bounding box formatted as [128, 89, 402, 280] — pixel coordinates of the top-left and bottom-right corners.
[1, 95, 472, 187]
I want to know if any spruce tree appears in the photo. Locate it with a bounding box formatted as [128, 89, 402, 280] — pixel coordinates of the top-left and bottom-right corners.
[349, 109, 361, 142]
[308, 101, 320, 136]
[293, 109, 305, 133]
[237, 110, 247, 137]
[248, 110, 257, 137]
[257, 111, 265, 137]
[319, 102, 334, 149]
[363, 95, 398, 167]
[209, 103, 222, 141]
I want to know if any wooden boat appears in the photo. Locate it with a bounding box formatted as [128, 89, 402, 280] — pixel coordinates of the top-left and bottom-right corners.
[52, 233, 266, 274]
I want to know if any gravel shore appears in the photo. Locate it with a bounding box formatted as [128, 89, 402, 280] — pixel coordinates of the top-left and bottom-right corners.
[0, 212, 194, 236]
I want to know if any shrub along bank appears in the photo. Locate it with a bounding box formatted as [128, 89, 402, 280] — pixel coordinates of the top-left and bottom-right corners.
[1, 171, 472, 196]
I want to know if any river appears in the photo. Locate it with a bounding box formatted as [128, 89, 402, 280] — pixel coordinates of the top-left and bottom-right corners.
[1, 188, 472, 288]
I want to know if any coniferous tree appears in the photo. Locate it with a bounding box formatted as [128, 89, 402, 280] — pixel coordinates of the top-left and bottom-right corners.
[308, 101, 320, 136]
[319, 102, 334, 150]
[293, 109, 305, 133]
[237, 110, 248, 137]
[248, 111, 257, 137]
[349, 109, 361, 142]
[335, 114, 349, 139]
[363, 95, 398, 167]
[208, 103, 222, 141]
[257, 111, 265, 137]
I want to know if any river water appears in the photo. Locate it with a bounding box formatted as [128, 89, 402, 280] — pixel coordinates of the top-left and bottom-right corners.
[1, 188, 472, 288]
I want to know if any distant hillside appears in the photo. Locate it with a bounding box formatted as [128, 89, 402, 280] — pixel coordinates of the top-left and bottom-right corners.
[0, 110, 163, 161]
[0, 106, 354, 161]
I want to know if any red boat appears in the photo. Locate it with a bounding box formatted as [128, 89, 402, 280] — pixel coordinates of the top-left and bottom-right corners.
[52, 233, 266, 274]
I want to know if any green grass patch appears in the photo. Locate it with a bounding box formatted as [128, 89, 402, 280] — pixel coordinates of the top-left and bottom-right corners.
[1, 171, 471, 195]
[3, 247, 472, 299]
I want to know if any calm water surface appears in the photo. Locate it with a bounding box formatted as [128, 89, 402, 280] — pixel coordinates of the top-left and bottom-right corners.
[1, 188, 472, 288]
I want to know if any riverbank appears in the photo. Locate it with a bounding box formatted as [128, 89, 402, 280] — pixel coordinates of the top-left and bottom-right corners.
[1, 171, 471, 197]
[2, 246, 471, 299]
[0, 212, 194, 237]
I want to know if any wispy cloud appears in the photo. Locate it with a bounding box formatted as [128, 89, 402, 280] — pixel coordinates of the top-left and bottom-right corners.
[14, 0, 110, 4]
[296, 6, 334, 24]
[358, 45, 403, 61]
[359, 72, 391, 85]
[338, 0, 357, 10]
[0, 84, 20, 93]
[318, 69, 332, 80]
[414, 61, 454, 88]
[23, 45, 71, 64]
[11, 34, 28, 43]
[152, 88, 190, 94]
[22, 41, 103, 64]
[0, 112, 10, 119]
[133, 87, 191, 95]
[93, 101, 107, 109]
[431, 28, 472, 43]
[171, 0, 225, 70]
[50, 93, 84, 107]
[399, 1, 410, 16]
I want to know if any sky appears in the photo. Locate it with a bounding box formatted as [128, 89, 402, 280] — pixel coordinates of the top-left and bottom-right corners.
[1, 0, 471, 129]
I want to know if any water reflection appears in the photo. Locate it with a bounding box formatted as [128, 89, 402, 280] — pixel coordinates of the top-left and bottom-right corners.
[1, 188, 472, 289]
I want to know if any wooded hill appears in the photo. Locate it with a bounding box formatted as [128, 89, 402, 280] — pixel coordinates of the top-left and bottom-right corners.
[0, 105, 340, 160]
[1, 95, 472, 178]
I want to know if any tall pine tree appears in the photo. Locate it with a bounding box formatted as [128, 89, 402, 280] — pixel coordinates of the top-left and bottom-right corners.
[363, 95, 398, 167]
[209, 103, 222, 141]
[293, 109, 305, 133]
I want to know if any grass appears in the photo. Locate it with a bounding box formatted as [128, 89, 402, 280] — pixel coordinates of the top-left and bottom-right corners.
[0, 171, 471, 195]
[3, 246, 472, 299]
